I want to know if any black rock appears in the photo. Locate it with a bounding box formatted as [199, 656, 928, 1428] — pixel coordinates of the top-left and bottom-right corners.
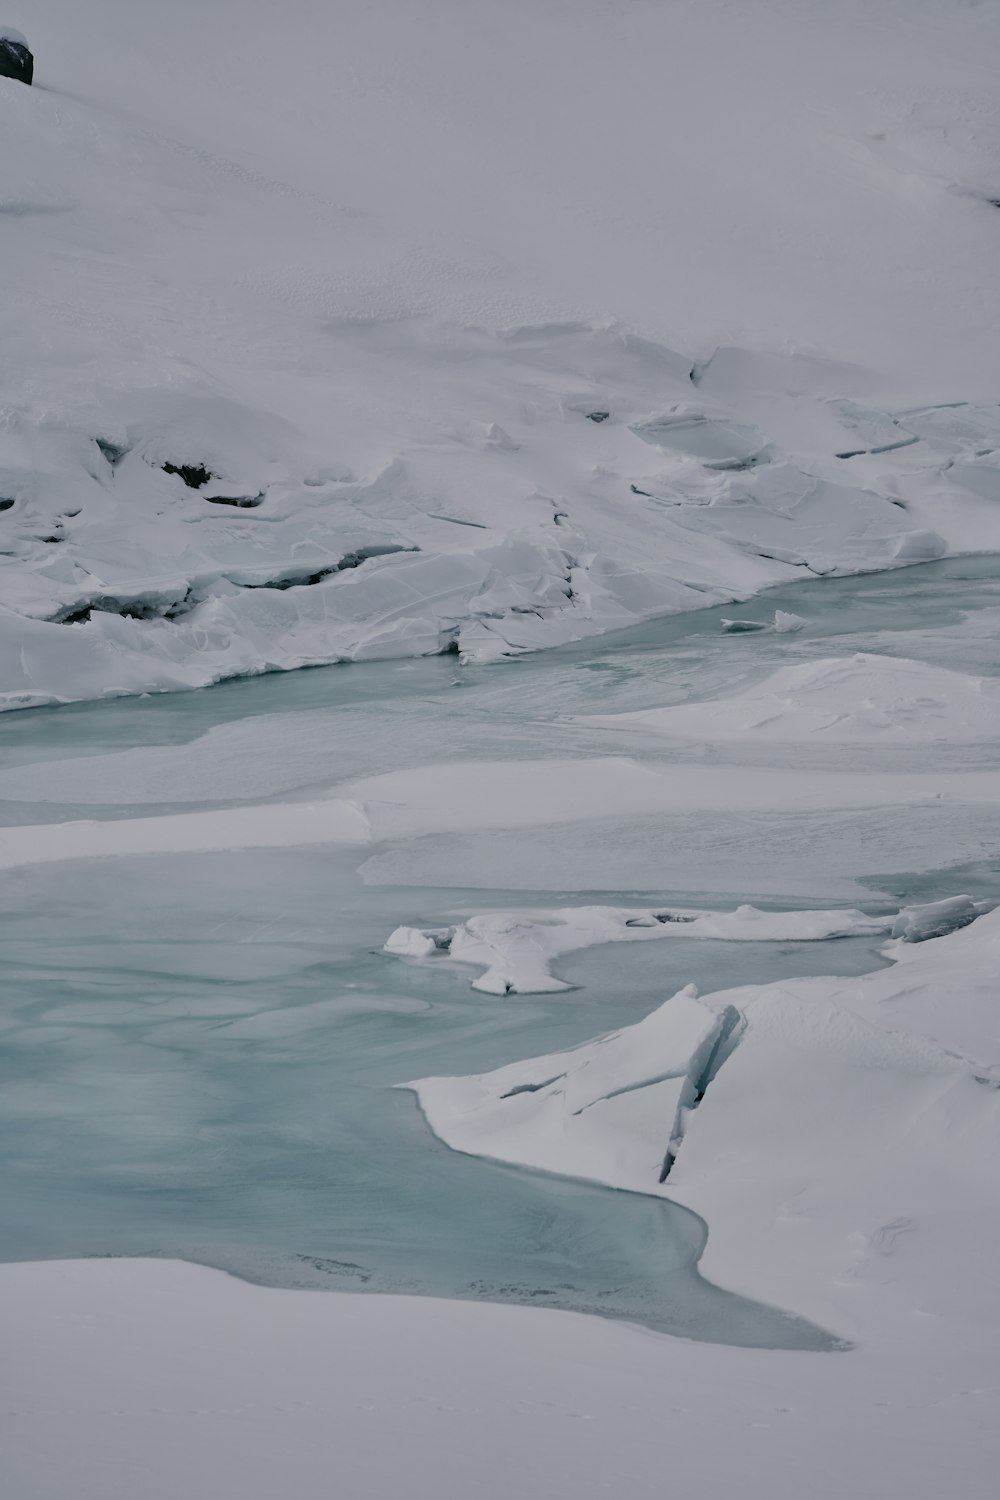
[0, 29, 32, 86]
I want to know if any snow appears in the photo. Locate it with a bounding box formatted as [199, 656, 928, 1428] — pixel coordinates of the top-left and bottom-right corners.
[4, 4, 1000, 1495]
[6, 911, 999, 1498]
[410, 907, 1000, 1337]
[586, 653, 1000, 743]
[4, 1254, 999, 1500]
[385, 904, 892, 994]
[412, 984, 724, 1185]
[891, 894, 994, 943]
[3, 2, 1000, 706]
[0, 24, 26, 45]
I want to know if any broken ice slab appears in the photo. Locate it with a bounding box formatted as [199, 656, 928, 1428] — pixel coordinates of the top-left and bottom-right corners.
[773, 609, 807, 632]
[890, 895, 995, 943]
[384, 925, 455, 957]
[407, 985, 728, 1193]
[630, 411, 771, 469]
[720, 618, 769, 633]
[721, 609, 806, 634]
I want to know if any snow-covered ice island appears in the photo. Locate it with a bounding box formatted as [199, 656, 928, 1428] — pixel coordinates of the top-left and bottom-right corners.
[4, 2, 1000, 1498]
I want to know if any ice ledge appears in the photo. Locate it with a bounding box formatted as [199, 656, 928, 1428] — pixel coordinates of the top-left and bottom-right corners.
[405, 908, 1000, 1336]
[404, 985, 731, 1194]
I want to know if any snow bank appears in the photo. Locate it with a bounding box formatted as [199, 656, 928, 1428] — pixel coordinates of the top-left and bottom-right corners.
[587, 653, 1000, 743]
[385, 904, 891, 994]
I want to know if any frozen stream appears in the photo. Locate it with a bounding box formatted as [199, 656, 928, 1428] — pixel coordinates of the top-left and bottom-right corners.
[2, 557, 999, 1344]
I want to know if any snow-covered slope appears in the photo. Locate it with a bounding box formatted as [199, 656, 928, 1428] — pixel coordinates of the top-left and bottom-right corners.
[4, 1, 1000, 706]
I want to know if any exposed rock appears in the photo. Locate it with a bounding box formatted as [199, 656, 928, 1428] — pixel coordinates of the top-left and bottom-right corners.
[0, 26, 32, 85]
[162, 461, 213, 489]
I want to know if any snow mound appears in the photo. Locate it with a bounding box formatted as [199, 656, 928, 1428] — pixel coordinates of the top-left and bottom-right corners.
[385, 904, 891, 995]
[588, 654, 1000, 743]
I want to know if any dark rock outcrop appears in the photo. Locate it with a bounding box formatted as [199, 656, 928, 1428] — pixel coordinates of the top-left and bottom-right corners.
[0, 28, 32, 86]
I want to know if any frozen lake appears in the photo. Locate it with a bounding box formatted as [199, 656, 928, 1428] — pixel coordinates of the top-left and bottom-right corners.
[2, 556, 998, 1343]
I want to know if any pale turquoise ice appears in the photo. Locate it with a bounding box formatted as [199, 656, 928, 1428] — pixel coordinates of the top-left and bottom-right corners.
[1, 556, 998, 1344]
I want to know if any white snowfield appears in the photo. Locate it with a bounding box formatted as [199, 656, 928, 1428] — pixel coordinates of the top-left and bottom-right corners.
[586, 653, 1000, 743]
[385, 903, 893, 994]
[410, 908, 1000, 1342]
[3, 0, 1000, 707]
